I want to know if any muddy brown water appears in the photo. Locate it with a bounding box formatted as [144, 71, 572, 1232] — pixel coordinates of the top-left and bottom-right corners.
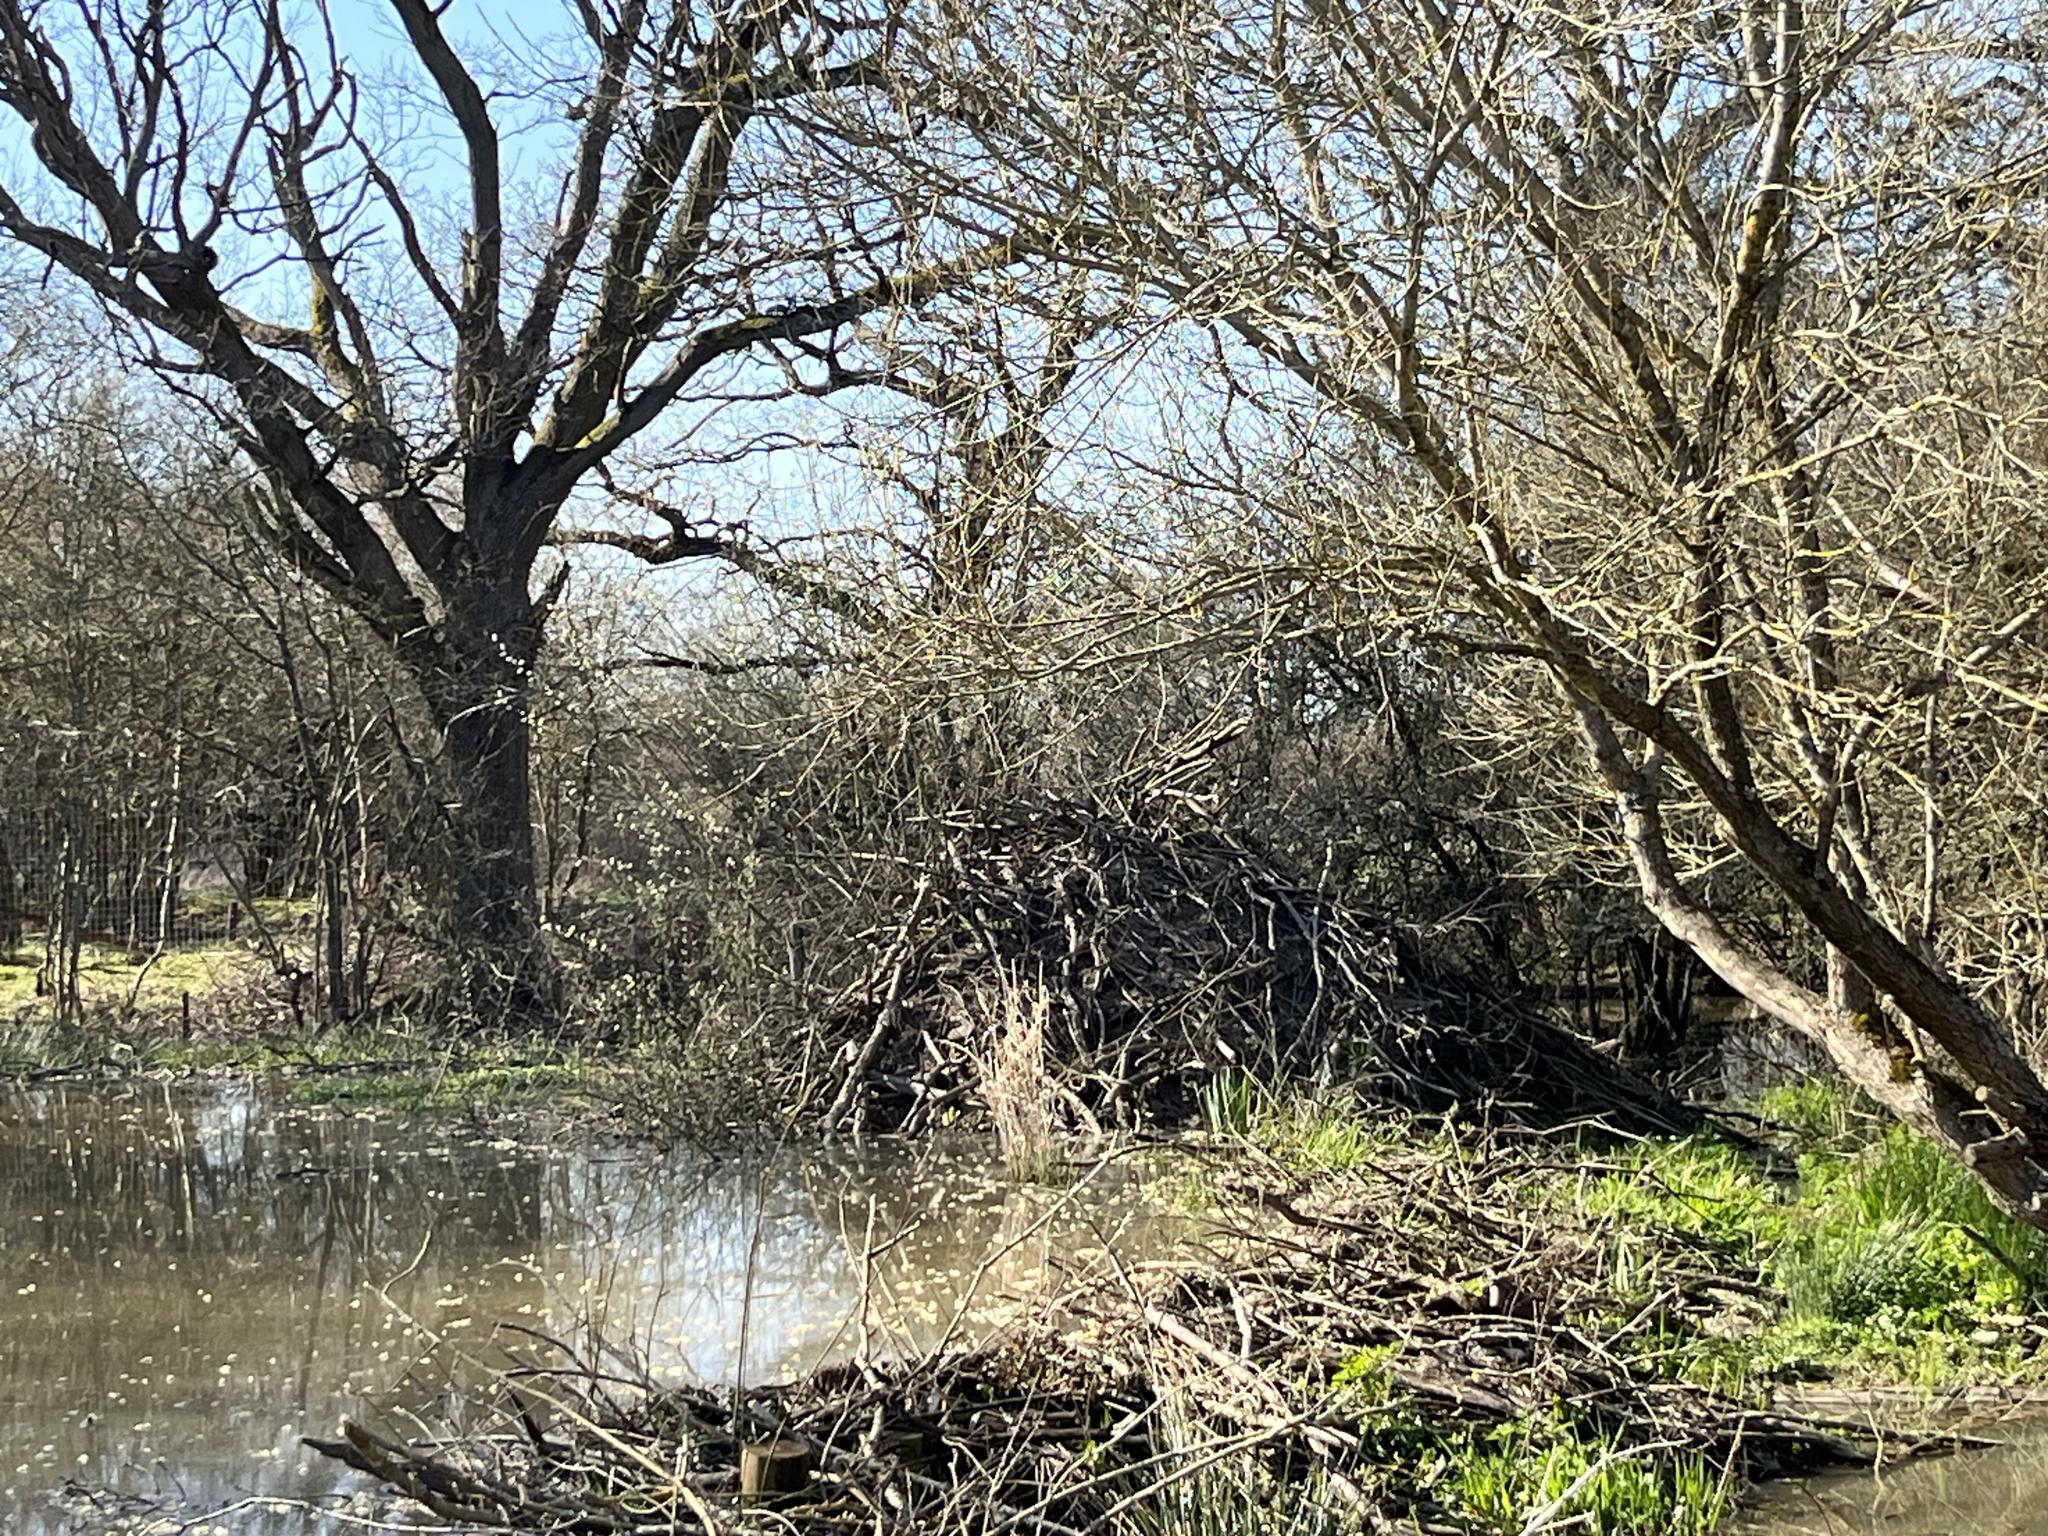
[1732, 1426, 2048, 1535]
[0, 1079, 1174, 1535]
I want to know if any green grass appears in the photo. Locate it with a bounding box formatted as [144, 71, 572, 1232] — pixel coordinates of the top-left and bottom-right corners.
[1445, 1412, 1731, 1536]
[175, 890, 315, 924]
[0, 897, 320, 1022]
[0, 936, 262, 1016]
[1755, 1078, 1876, 1151]
[1576, 1135, 1780, 1254]
[1568, 1083, 2048, 1395]
[1780, 1125, 2048, 1320]
[1199, 1070, 1260, 1136]
[286, 1055, 592, 1111]
[1210, 1077, 1403, 1174]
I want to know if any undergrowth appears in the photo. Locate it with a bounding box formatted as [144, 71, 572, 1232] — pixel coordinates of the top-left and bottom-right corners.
[1201, 1076, 2048, 1533]
[1573, 1080, 2048, 1395]
[1442, 1410, 1732, 1536]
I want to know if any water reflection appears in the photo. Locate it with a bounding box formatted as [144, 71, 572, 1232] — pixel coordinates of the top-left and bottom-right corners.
[1738, 1427, 2048, 1535]
[0, 1080, 1171, 1535]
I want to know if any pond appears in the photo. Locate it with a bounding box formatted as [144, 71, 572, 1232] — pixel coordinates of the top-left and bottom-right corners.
[13, 1077, 2047, 1536]
[0, 1078, 1176, 1535]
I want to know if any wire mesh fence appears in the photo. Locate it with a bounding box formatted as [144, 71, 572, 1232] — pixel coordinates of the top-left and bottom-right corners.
[0, 798, 320, 946]
[0, 789, 328, 1020]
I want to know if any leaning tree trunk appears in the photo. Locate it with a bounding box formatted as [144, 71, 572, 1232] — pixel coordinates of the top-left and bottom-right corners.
[419, 586, 558, 1022]
[1567, 688, 2048, 1230]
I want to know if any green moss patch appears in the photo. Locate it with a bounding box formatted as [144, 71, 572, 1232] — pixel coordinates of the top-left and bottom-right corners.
[287, 1056, 591, 1112]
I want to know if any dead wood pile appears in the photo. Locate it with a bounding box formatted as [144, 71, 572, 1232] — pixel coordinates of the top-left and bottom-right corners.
[798, 798, 1693, 1138]
[307, 1142, 1945, 1534]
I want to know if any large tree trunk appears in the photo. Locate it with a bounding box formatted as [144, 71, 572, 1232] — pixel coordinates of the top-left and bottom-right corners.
[421, 584, 557, 1021]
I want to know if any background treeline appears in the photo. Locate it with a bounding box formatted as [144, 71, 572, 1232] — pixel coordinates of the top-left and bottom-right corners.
[0, 338, 1742, 1096]
[2, 0, 2048, 1214]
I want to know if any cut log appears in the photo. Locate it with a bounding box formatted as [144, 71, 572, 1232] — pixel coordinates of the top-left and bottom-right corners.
[739, 1436, 812, 1500]
[878, 1426, 935, 1469]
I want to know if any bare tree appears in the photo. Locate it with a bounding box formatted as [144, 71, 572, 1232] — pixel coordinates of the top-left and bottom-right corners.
[917, 0, 2048, 1219]
[0, 0, 1026, 1006]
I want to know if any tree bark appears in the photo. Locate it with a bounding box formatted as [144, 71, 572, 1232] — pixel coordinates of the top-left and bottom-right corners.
[0, 829, 19, 955]
[421, 582, 556, 1020]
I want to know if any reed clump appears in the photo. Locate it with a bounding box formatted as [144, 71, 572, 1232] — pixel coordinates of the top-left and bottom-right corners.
[982, 974, 1058, 1183]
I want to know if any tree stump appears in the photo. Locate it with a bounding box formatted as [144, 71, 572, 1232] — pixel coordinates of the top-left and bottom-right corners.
[878, 1426, 933, 1470]
[739, 1437, 812, 1501]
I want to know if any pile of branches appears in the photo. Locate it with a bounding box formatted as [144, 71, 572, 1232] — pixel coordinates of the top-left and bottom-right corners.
[793, 797, 1691, 1138]
[306, 1141, 1945, 1534]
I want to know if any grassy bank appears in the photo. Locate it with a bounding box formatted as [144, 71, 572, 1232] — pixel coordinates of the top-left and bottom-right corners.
[1245, 1080, 2048, 1384]
[1185, 1078, 2047, 1532]
[1, 917, 585, 1110]
[0, 1001, 603, 1122]
[1571, 1087, 2048, 1398]
[0, 937, 265, 1020]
